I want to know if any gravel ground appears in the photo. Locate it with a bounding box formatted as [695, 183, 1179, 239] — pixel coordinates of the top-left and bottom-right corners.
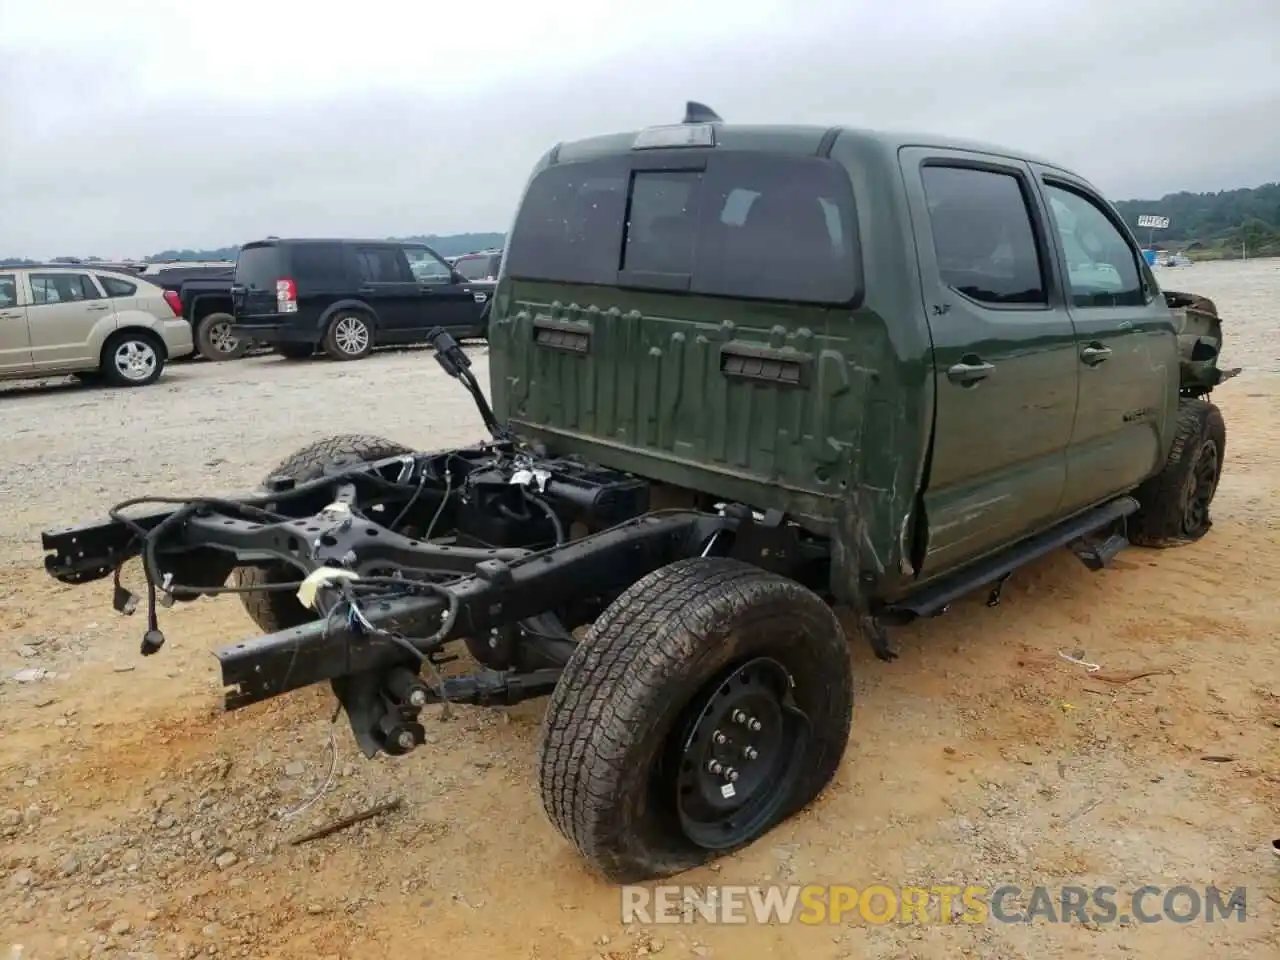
[1, 262, 1278, 959]
[0, 345, 492, 561]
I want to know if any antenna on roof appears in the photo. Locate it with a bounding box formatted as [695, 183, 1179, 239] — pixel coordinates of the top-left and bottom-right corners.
[683, 101, 723, 124]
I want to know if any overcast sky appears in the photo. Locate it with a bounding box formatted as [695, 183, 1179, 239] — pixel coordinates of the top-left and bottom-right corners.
[1, 0, 1276, 258]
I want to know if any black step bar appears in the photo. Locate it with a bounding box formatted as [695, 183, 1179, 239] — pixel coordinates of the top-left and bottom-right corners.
[883, 495, 1139, 620]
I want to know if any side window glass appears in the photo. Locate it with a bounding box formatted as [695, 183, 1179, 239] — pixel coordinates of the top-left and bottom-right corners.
[1043, 184, 1144, 307]
[289, 244, 348, 283]
[30, 273, 97, 306]
[0, 274, 16, 308]
[402, 246, 454, 284]
[354, 246, 409, 283]
[921, 165, 1047, 306]
[99, 276, 138, 298]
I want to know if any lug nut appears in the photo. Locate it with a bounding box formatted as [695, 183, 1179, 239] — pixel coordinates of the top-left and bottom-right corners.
[707, 760, 723, 774]
[742, 746, 758, 760]
[724, 767, 739, 782]
[396, 730, 416, 750]
[408, 689, 428, 708]
[731, 710, 747, 724]
[748, 718, 762, 732]
[713, 730, 727, 745]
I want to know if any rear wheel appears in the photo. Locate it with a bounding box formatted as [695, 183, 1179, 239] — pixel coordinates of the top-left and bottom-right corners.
[232, 434, 413, 632]
[1130, 398, 1226, 546]
[322, 312, 373, 361]
[538, 557, 853, 882]
[194, 312, 247, 361]
[101, 331, 165, 387]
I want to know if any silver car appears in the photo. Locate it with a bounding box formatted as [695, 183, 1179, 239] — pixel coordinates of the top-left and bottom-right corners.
[0, 266, 194, 387]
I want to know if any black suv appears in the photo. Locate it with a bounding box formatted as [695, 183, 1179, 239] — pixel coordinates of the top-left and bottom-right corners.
[230, 238, 491, 360]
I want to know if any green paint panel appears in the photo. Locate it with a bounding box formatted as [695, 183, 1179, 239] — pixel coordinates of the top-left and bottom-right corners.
[489, 284, 885, 529]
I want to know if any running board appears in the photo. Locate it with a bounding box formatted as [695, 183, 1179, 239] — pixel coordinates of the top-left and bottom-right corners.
[884, 496, 1138, 620]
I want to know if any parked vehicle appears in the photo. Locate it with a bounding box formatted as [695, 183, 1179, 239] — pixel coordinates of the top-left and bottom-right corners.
[0, 265, 193, 386]
[229, 238, 491, 361]
[139, 264, 244, 361]
[40, 104, 1239, 882]
[451, 249, 503, 282]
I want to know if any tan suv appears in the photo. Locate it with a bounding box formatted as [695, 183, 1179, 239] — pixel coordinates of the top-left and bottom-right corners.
[0, 266, 194, 387]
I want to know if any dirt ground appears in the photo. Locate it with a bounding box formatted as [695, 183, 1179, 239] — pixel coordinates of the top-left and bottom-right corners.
[2, 259, 1278, 960]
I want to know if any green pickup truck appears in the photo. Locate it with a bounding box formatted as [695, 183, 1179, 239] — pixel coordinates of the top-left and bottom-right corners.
[41, 103, 1238, 883]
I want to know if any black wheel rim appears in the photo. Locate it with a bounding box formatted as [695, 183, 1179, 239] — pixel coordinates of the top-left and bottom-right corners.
[667, 656, 810, 850]
[1183, 439, 1220, 535]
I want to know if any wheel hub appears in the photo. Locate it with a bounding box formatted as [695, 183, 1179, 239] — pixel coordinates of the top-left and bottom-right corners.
[672, 656, 809, 849]
[115, 341, 157, 381]
[209, 321, 239, 353]
[335, 317, 369, 355]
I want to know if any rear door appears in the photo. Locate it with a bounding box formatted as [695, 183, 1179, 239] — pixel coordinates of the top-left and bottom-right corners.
[1030, 169, 1179, 513]
[401, 244, 477, 332]
[349, 244, 420, 334]
[900, 150, 1080, 574]
[0, 271, 33, 374]
[232, 242, 285, 320]
[26, 271, 115, 369]
[491, 143, 865, 523]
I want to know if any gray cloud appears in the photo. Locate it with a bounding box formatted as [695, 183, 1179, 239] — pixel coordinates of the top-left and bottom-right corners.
[1, 0, 1276, 257]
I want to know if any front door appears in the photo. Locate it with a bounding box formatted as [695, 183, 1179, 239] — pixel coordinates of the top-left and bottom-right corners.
[1032, 171, 1180, 514]
[0, 272, 33, 374]
[901, 150, 1081, 575]
[401, 245, 477, 333]
[349, 244, 421, 335]
[26, 271, 114, 370]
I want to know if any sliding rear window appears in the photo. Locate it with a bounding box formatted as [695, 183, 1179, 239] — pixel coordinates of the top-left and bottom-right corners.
[504, 151, 860, 305]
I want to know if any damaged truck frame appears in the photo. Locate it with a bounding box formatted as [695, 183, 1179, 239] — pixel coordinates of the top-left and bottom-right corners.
[41, 107, 1239, 883]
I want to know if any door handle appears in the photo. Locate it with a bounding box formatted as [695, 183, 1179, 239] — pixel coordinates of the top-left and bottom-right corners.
[87, 304, 111, 312]
[0, 311, 21, 320]
[947, 358, 995, 385]
[1080, 344, 1112, 366]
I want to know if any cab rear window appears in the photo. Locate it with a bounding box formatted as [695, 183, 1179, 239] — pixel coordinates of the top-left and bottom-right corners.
[504, 151, 861, 305]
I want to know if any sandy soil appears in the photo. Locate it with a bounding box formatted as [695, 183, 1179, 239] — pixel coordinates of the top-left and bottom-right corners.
[1, 259, 1278, 959]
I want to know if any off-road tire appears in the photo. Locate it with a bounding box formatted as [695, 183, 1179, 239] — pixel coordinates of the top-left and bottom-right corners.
[100, 330, 165, 387]
[322, 312, 374, 361]
[274, 343, 315, 360]
[232, 434, 413, 633]
[195, 312, 248, 361]
[538, 556, 853, 883]
[1130, 398, 1226, 547]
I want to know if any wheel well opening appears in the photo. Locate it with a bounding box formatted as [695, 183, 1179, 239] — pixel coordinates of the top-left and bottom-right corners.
[193, 300, 234, 323]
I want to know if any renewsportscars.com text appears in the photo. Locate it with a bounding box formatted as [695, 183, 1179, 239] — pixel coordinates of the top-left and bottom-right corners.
[621, 883, 1248, 926]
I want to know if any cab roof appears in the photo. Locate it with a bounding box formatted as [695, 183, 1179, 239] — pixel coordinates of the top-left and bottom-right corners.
[548, 111, 1076, 179]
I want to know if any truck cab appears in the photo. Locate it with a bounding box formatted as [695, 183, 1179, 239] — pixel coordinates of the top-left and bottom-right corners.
[486, 107, 1222, 612]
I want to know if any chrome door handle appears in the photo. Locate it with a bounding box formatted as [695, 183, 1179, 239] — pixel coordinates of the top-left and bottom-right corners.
[947, 359, 995, 384]
[87, 303, 111, 312]
[1080, 344, 1112, 365]
[0, 311, 22, 320]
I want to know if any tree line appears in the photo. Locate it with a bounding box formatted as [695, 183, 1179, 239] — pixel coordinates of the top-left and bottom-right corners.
[1114, 182, 1279, 257]
[7, 183, 1280, 265]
